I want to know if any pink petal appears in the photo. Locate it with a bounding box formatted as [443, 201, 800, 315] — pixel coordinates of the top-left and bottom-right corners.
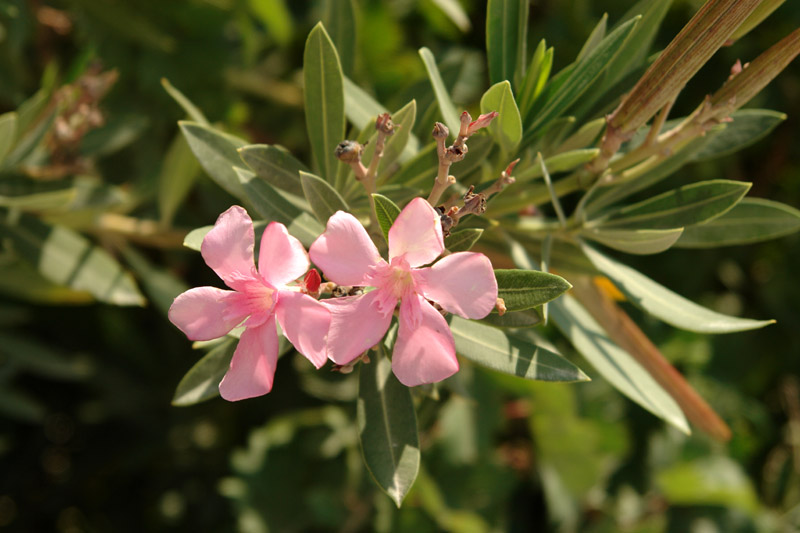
[258, 222, 310, 288]
[388, 197, 444, 267]
[275, 290, 331, 368]
[414, 252, 498, 319]
[322, 291, 394, 365]
[201, 206, 256, 288]
[309, 211, 382, 286]
[219, 318, 279, 401]
[391, 293, 458, 386]
[168, 287, 246, 341]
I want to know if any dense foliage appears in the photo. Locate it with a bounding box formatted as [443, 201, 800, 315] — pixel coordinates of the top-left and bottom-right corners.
[1, 0, 800, 531]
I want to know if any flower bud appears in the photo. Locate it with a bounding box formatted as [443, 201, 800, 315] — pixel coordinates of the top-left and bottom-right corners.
[432, 122, 449, 139]
[303, 269, 321, 294]
[334, 140, 363, 163]
[466, 111, 499, 137]
[375, 112, 395, 135]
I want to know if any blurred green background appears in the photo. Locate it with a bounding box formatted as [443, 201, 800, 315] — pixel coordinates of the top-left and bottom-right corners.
[1, 0, 799, 531]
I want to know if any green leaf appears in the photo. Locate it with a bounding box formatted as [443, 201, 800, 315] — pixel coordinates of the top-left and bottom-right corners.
[676, 198, 800, 248]
[299, 170, 348, 223]
[590, 180, 751, 230]
[80, 114, 149, 157]
[361, 100, 420, 177]
[158, 132, 201, 226]
[237, 168, 324, 247]
[172, 339, 236, 406]
[0, 260, 95, 304]
[179, 121, 248, 200]
[358, 345, 420, 507]
[418, 47, 461, 135]
[582, 227, 683, 255]
[581, 242, 774, 333]
[444, 228, 483, 252]
[238, 144, 308, 197]
[431, 0, 471, 32]
[527, 16, 640, 133]
[15, 89, 50, 135]
[479, 81, 522, 151]
[577, 14, 608, 61]
[450, 316, 589, 382]
[372, 193, 400, 242]
[161, 78, 209, 126]
[693, 109, 786, 162]
[0, 212, 145, 306]
[549, 294, 690, 433]
[0, 112, 18, 165]
[304, 23, 346, 183]
[494, 269, 572, 312]
[480, 309, 541, 328]
[518, 40, 553, 118]
[486, 0, 529, 86]
[323, 0, 357, 76]
[183, 225, 212, 251]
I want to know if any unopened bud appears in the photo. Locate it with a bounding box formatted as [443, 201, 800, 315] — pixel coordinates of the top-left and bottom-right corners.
[504, 158, 521, 177]
[334, 140, 363, 163]
[375, 113, 395, 135]
[303, 269, 321, 294]
[467, 111, 499, 136]
[432, 122, 449, 139]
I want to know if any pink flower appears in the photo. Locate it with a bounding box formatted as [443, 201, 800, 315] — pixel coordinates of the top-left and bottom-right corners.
[309, 198, 498, 386]
[169, 206, 330, 401]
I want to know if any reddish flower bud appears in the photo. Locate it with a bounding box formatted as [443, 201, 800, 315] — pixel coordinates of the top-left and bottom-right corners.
[467, 111, 499, 136]
[304, 269, 321, 293]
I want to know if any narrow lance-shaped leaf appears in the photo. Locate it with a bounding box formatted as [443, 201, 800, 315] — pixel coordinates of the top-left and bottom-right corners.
[372, 194, 400, 242]
[450, 316, 589, 382]
[549, 294, 690, 433]
[238, 144, 308, 197]
[419, 47, 461, 135]
[692, 109, 786, 162]
[581, 241, 774, 333]
[486, 0, 529, 86]
[582, 227, 684, 255]
[299, 170, 349, 224]
[589, 180, 751, 230]
[172, 340, 237, 406]
[358, 345, 420, 507]
[431, 0, 471, 32]
[480, 81, 522, 152]
[676, 198, 800, 248]
[444, 228, 483, 252]
[161, 78, 210, 126]
[0, 212, 146, 306]
[577, 13, 608, 61]
[237, 168, 324, 247]
[494, 269, 572, 312]
[179, 121, 248, 200]
[304, 23, 346, 183]
[528, 16, 640, 133]
[517, 40, 553, 118]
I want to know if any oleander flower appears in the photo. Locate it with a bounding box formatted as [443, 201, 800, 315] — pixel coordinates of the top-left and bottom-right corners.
[309, 197, 498, 386]
[169, 206, 330, 401]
